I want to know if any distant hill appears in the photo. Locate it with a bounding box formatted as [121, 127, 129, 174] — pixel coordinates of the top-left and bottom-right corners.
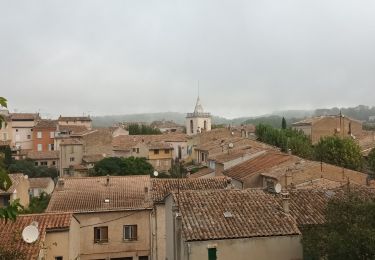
[91, 105, 375, 128]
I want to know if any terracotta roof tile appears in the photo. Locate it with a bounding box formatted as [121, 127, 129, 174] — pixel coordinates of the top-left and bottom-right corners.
[177, 189, 301, 241]
[188, 167, 215, 178]
[151, 177, 230, 202]
[10, 113, 40, 121]
[27, 150, 59, 160]
[224, 152, 296, 182]
[47, 176, 152, 213]
[29, 177, 54, 189]
[59, 138, 83, 146]
[0, 213, 72, 259]
[34, 119, 57, 129]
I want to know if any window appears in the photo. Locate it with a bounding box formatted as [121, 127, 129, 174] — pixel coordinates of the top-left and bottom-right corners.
[136, 148, 139, 153]
[2, 133, 7, 141]
[52, 161, 56, 166]
[156, 160, 160, 167]
[55, 257, 63, 260]
[37, 144, 42, 151]
[16, 129, 18, 132]
[35, 162, 39, 166]
[208, 248, 217, 260]
[70, 157, 75, 162]
[123, 225, 137, 241]
[50, 131, 55, 138]
[94, 226, 108, 243]
[139, 257, 149, 260]
[49, 144, 54, 151]
[164, 149, 169, 154]
[27, 134, 31, 139]
[190, 120, 194, 134]
[37, 131, 42, 138]
[41, 161, 48, 166]
[70, 146, 74, 154]
[133, 148, 136, 152]
[204, 120, 207, 130]
[154, 149, 159, 155]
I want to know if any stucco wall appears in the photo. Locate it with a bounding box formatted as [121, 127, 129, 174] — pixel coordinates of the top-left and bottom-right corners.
[154, 204, 167, 260]
[183, 235, 303, 260]
[75, 210, 151, 260]
[69, 216, 81, 260]
[12, 176, 30, 207]
[44, 230, 70, 260]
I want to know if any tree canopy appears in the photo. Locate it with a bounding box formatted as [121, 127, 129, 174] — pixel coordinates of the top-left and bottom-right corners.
[128, 124, 162, 135]
[302, 190, 375, 260]
[367, 148, 375, 176]
[8, 159, 58, 179]
[314, 136, 363, 171]
[92, 156, 154, 176]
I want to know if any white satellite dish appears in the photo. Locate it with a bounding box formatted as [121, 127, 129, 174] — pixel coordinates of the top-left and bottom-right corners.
[228, 143, 234, 149]
[274, 183, 282, 194]
[22, 222, 39, 243]
[153, 171, 159, 177]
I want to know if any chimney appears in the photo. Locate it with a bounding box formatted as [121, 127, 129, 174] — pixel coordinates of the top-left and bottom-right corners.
[106, 175, 110, 186]
[58, 178, 65, 187]
[281, 192, 290, 214]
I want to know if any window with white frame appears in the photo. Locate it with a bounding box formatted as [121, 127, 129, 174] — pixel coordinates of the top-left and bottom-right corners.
[37, 144, 42, 151]
[37, 131, 42, 138]
[49, 144, 54, 151]
[50, 131, 54, 138]
[123, 225, 137, 241]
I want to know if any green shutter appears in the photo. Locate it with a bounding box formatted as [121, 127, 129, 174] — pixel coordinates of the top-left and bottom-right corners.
[208, 248, 217, 260]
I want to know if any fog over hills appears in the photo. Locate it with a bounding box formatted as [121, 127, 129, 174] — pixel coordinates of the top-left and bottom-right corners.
[92, 105, 375, 127]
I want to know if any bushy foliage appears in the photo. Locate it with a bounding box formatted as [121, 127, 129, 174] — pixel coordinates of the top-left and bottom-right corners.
[255, 124, 313, 158]
[8, 159, 58, 178]
[368, 148, 375, 174]
[22, 192, 50, 214]
[314, 136, 363, 171]
[128, 124, 162, 135]
[92, 156, 154, 176]
[302, 191, 375, 260]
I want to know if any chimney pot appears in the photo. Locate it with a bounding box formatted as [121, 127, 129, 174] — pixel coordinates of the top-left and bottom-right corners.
[281, 192, 290, 214]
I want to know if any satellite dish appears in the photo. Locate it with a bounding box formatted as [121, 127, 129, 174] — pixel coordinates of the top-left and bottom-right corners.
[228, 143, 234, 149]
[153, 171, 159, 177]
[22, 222, 39, 243]
[274, 183, 282, 194]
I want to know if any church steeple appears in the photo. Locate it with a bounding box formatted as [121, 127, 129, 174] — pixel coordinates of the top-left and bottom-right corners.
[194, 96, 204, 114]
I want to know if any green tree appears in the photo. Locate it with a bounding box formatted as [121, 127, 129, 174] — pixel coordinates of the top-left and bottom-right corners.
[0, 146, 12, 168]
[302, 191, 375, 260]
[281, 117, 287, 129]
[8, 159, 58, 178]
[367, 148, 375, 176]
[314, 136, 363, 171]
[0, 97, 22, 221]
[92, 156, 154, 176]
[22, 192, 50, 214]
[128, 123, 161, 135]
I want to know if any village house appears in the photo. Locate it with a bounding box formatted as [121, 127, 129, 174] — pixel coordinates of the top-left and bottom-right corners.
[58, 116, 92, 130]
[150, 177, 230, 260]
[110, 125, 130, 137]
[46, 175, 152, 260]
[165, 189, 303, 260]
[58, 138, 84, 177]
[0, 109, 12, 146]
[9, 113, 40, 154]
[0, 173, 30, 208]
[29, 177, 55, 197]
[292, 114, 363, 144]
[27, 150, 59, 168]
[150, 120, 184, 133]
[222, 150, 373, 190]
[33, 119, 57, 152]
[0, 212, 80, 260]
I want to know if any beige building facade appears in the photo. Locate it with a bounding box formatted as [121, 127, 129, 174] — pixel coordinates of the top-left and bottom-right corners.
[186, 96, 211, 136]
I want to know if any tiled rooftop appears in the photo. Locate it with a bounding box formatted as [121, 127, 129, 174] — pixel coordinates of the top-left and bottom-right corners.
[59, 138, 83, 146]
[58, 116, 91, 122]
[151, 177, 230, 202]
[47, 175, 152, 213]
[188, 167, 215, 178]
[0, 213, 72, 259]
[112, 134, 187, 150]
[224, 152, 296, 182]
[176, 189, 301, 241]
[34, 119, 57, 129]
[10, 113, 40, 121]
[29, 177, 54, 189]
[27, 150, 59, 160]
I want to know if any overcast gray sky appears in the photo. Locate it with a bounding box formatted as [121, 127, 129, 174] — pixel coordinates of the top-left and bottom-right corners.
[1, 0, 375, 118]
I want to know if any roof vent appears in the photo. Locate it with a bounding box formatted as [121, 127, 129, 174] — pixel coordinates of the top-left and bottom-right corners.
[223, 211, 233, 218]
[104, 198, 110, 203]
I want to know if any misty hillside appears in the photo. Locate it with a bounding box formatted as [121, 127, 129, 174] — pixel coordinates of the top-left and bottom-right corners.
[92, 105, 375, 128]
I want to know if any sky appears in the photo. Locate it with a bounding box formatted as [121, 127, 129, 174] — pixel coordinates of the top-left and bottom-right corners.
[1, 0, 375, 119]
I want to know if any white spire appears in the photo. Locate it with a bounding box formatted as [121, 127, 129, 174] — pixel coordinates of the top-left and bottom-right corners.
[194, 96, 204, 114]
